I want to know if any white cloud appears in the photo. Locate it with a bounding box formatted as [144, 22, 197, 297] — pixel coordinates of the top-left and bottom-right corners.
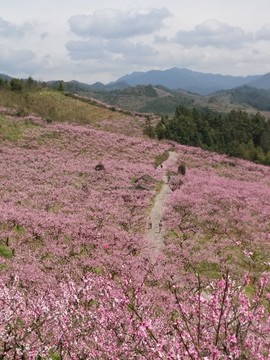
[69, 8, 171, 39]
[256, 24, 270, 41]
[175, 19, 253, 49]
[66, 38, 107, 60]
[66, 38, 157, 64]
[0, 17, 33, 38]
[0, 44, 49, 77]
[106, 40, 157, 57]
[0, 45, 35, 66]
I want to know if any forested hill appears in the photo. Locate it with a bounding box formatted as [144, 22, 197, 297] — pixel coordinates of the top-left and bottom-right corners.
[148, 106, 270, 165]
[230, 86, 270, 111]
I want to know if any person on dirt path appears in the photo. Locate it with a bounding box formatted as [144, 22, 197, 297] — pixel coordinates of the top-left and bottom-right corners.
[159, 219, 162, 233]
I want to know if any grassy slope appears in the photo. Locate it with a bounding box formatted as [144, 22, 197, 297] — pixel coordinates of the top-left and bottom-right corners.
[0, 88, 146, 136]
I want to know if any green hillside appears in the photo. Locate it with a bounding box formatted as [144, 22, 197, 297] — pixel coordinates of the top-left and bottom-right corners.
[0, 86, 145, 136]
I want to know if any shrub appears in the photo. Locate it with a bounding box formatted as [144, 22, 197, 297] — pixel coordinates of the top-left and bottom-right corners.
[178, 163, 186, 175]
[10, 78, 23, 92]
[95, 163, 105, 171]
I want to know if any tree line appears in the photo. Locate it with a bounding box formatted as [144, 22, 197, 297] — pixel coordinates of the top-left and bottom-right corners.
[0, 76, 65, 92]
[144, 106, 270, 165]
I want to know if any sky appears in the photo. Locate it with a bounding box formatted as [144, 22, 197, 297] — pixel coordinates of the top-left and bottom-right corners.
[1, 0, 270, 84]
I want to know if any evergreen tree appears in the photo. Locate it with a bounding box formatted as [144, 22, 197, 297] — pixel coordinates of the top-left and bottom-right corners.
[152, 104, 270, 165]
[10, 78, 23, 92]
[57, 81, 65, 92]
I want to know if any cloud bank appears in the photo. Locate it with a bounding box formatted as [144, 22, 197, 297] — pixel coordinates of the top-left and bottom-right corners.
[69, 8, 170, 39]
[175, 19, 253, 48]
[0, 17, 33, 38]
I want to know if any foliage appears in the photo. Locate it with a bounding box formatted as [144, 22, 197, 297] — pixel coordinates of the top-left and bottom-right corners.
[0, 116, 22, 142]
[0, 78, 9, 89]
[139, 96, 183, 115]
[0, 245, 13, 258]
[154, 105, 270, 165]
[0, 115, 39, 142]
[57, 81, 65, 92]
[0, 272, 269, 359]
[231, 85, 270, 111]
[178, 163, 186, 175]
[10, 78, 23, 92]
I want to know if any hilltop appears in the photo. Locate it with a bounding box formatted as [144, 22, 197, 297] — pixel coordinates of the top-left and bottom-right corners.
[0, 85, 150, 137]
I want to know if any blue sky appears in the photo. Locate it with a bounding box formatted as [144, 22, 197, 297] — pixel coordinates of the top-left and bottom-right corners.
[1, 0, 270, 83]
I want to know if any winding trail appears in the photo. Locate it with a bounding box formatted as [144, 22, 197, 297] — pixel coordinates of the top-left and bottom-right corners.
[146, 151, 178, 262]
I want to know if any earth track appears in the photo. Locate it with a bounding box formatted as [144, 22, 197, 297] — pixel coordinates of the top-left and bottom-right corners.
[146, 151, 178, 262]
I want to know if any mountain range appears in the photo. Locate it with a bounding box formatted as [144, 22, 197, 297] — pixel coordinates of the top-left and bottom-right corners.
[111, 68, 270, 95]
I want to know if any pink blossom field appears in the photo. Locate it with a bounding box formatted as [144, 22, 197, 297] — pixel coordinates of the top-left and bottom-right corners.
[0, 113, 270, 359]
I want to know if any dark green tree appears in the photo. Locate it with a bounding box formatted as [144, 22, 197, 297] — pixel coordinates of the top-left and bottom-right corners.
[151, 104, 270, 166]
[25, 76, 35, 90]
[260, 121, 270, 153]
[57, 81, 65, 92]
[10, 78, 23, 92]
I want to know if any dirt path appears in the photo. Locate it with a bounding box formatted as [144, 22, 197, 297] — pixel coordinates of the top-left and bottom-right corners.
[146, 151, 178, 262]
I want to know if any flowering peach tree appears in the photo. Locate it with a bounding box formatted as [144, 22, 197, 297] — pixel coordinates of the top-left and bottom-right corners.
[0, 116, 269, 358]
